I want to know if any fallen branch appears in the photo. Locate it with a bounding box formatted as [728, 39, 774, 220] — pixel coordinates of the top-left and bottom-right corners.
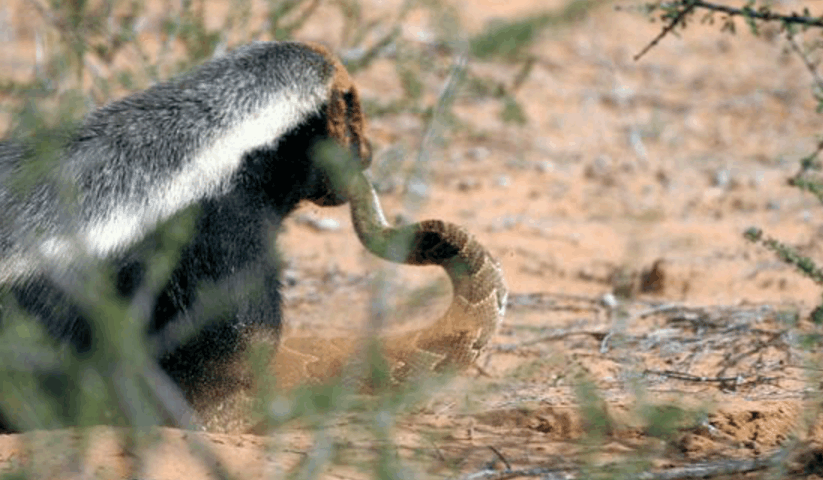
[454, 452, 780, 480]
[644, 369, 779, 388]
[495, 329, 609, 351]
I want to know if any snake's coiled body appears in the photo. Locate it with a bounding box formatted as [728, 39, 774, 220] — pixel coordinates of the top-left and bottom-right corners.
[272, 172, 508, 389]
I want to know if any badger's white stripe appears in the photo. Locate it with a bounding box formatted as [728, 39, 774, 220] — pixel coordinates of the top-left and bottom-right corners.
[39, 236, 75, 260]
[0, 252, 33, 284]
[80, 88, 327, 257]
[0, 236, 80, 283]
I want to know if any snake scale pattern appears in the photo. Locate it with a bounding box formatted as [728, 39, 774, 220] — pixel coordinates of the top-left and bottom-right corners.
[271, 171, 508, 390]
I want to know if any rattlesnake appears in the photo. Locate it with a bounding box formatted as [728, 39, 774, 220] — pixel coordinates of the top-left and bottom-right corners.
[198, 170, 507, 432]
[270, 171, 508, 390]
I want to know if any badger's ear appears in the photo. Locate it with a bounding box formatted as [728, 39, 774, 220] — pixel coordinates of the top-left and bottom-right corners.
[340, 85, 371, 169]
[307, 43, 372, 170]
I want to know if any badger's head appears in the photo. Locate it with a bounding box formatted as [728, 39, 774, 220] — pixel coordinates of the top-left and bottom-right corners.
[302, 43, 372, 207]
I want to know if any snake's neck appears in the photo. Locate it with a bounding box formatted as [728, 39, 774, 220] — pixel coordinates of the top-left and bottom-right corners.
[347, 173, 507, 318]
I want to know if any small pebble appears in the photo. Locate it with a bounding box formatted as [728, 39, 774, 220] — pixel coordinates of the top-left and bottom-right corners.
[414, 28, 435, 43]
[713, 168, 731, 188]
[749, 170, 764, 188]
[536, 160, 554, 173]
[584, 155, 612, 180]
[283, 270, 299, 287]
[489, 216, 519, 232]
[297, 215, 341, 232]
[457, 177, 480, 191]
[407, 179, 429, 199]
[600, 293, 618, 308]
[801, 210, 812, 222]
[314, 218, 340, 231]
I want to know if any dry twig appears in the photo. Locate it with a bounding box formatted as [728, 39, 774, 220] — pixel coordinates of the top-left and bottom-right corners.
[634, 0, 698, 61]
[454, 451, 781, 479]
[644, 369, 778, 388]
[634, 1, 823, 61]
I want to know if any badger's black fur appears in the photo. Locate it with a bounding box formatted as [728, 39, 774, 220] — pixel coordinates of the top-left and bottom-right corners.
[0, 42, 371, 430]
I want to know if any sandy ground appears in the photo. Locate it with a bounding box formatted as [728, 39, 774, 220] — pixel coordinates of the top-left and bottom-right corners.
[3, 0, 823, 478]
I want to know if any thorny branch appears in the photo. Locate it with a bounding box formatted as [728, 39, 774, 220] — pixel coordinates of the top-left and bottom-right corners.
[744, 227, 823, 285]
[786, 35, 823, 94]
[633, 1, 698, 61]
[633, 1, 823, 61]
[787, 141, 823, 205]
[681, 1, 823, 28]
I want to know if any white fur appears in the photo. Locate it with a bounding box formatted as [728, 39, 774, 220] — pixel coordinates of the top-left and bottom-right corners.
[81, 88, 327, 257]
[39, 236, 75, 260]
[0, 252, 32, 284]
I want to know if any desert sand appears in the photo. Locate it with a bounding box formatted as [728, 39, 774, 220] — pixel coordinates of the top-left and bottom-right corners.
[2, 0, 823, 478]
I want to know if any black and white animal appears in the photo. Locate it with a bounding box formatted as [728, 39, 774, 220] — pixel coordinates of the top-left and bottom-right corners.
[0, 41, 371, 430]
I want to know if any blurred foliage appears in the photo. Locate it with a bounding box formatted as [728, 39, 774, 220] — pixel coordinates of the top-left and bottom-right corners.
[469, 0, 594, 60]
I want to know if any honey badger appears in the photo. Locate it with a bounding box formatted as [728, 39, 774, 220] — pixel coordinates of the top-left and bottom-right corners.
[0, 42, 371, 430]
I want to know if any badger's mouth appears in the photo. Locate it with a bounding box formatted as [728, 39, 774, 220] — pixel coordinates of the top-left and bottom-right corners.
[309, 139, 372, 207]
[310, 182, 348, 207]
